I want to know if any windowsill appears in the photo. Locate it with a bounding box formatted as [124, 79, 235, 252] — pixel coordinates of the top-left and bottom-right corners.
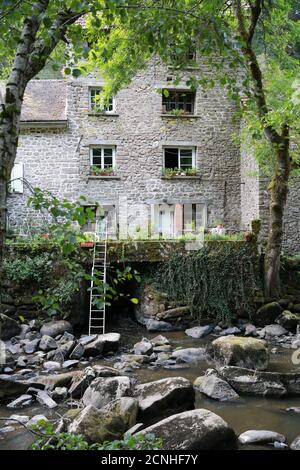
[88, 175, 121, 180]
[88, 112, 119, 117]
[160, 114, 200, 119]
[161, 175, 201, 180]
[168, 65, 200, 71]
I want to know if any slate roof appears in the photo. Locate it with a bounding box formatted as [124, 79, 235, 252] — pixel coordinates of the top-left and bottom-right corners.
[0, 80, 67, 122]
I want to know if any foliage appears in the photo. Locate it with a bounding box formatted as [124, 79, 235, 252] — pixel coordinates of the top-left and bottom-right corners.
[30, 420, 162, 450]
[28, 188, 98, 255]
[2, 252, 52, 283]
[162, 167, 198, 177]
[152, 244, 261, 323]
[86, 265, 141, 310]
[90, 165, 115, 175]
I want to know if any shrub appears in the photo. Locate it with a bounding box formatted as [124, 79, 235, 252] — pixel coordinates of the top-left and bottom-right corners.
[3, 253, 52, 283]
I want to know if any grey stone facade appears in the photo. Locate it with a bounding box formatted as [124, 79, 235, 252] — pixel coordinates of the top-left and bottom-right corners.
[5, 60, 300, 253]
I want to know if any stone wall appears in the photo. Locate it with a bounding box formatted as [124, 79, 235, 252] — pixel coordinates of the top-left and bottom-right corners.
[240, 136, 260, 230]
[7, 58, 241, 235]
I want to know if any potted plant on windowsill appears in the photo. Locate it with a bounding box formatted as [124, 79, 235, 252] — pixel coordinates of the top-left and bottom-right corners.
[90, 165, 115, 177]
[80, 232, 97, 248]
[163, 167, 198, 178]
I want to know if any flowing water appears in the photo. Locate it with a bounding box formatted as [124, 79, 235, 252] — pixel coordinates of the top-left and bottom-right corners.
[1, 315, 300, 450]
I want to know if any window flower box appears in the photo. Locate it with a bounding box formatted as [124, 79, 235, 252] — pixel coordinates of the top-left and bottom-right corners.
[80, 241, 95, 248]
[90, 165, 115, 177]
[162, 167, 199, 178]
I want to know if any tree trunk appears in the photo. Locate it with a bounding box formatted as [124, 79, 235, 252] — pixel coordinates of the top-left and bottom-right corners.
[264, 128, 290, 299]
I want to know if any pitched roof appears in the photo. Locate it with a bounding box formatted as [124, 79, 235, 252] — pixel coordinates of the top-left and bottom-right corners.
[0, 80, 67, 122]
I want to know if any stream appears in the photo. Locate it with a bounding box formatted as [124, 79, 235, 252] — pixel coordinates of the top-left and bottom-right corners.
[1, 315, 300, 450]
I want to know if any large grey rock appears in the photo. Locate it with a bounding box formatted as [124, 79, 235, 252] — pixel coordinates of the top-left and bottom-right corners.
[82, 376, 132, 408]
[0, 376, 30, 399]
[238, 430, 286, 445]
[134, 377, 194, 426]
[52, 341, 76, 361]
[218, 366, 300, 396]
[39, 335, 58, 351]
[24, 339, 40, 354]
[146, 319, 173, 331]
[207, 335, 269, 370]
[69, 343, 85, 360]
[195, 369, 239, 401]
[253, 302, 282, 327]
[0, 314, 21, 340]
[7, 394, 33, 409]
[40, 320, 72, 338]
[83, 333, 120, 357]
[69, 399, 138, 443]
[36, 390, 57, 409]
[133, 339, 153, 356]
[259, 324, 288, 339]
[27, 415, 49, 427]
[185, 325, 214, 339]
[69, 366, 120, 398]
[150, 335, 170, 347]
[291, 436, 300, 450]
[138, 409, 237, 450]
[43, 361, 61, 371]
[171, 347, 206, 363]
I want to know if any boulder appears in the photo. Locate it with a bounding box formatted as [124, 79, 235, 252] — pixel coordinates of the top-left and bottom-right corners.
[69, 399, 138, 443]
[259, 324, 288, 339]
[134, 377, 194, 426]
[40, 320, 72, 338]
[0, 314, 21, 340]
[52, 341, 76, 361]
[185, 325, 214, 339]
[82, 376, 132, 408]
[291, 436, 300, 450]
[83, 333, 120, 357]
[43, 361, 61, 371]
[253, 302, 282, 326]
[7, 394, 33, 408]
[133, 339, 153, 356]
[5, 414, 29, 425]
[238, 430, 286, 445]
[218, 366, 300, 396]
[195, 369, 239, 401]
[171, 347, 206, 363]
[36, 390, 57, 409]
[36, 371, 78, 390]
[52, 387, 68, 400]
[69, 343, 85, 360]
[0, 376, 30, 399]
[276, 311, 300, 332]
[207, 335, 269, 370]
[138, 409, 236, 450]
[286, 407, 300, 413]
[150, 335, 170, 347]
[146, 319, 173, 331]
[244, 324, 257, 337]
[39, 335, 58, 352]
[27, 415, 48, 427]
[156, 306, 190, 320]
[62, 359, 79, 369]
[23, 339, 40, 354]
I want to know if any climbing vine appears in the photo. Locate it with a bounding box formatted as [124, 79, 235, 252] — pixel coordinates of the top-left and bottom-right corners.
[152, 244, 262, 324]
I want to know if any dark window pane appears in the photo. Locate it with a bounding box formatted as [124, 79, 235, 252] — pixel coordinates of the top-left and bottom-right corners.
[104, 156, 113, 167]
[162, 90, 195, 114]
[104, 148, 113, 157]
[92, 157, 102, 165]
[164, 148, 179, 169]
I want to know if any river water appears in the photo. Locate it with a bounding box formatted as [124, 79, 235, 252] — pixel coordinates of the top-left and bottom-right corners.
[1, 315, 300, 450]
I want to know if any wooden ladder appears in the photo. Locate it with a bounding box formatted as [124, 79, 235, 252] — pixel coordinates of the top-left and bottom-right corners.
[88, 219, 108, 335]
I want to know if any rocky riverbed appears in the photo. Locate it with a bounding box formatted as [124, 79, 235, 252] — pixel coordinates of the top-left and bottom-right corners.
[1, 313, 300, 450]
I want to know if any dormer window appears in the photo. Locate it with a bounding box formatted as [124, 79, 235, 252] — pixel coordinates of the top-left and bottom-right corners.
[89, 87, 114, 113]
[162, 90, 195, 115]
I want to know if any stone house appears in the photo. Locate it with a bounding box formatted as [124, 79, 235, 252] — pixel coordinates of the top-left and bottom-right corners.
[3, 58, 300, 253]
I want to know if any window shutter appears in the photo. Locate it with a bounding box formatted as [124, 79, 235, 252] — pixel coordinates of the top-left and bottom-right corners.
[10, 163, 24, 193]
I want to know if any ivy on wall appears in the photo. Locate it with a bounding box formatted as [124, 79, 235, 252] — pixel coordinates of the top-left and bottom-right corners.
[151, 243, 262, 323]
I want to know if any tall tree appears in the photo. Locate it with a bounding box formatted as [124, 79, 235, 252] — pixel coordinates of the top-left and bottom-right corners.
[84, 0, 300, 298]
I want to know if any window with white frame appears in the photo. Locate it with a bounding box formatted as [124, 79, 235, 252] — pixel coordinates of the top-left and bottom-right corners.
[163, 147, 195, 171]
[89, 87, 114, 113]
[90, 146, 115, 171]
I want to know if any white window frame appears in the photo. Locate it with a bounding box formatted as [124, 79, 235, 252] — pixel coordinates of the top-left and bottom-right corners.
[89, 87, 115, 114]
[90, 145, 116, 169]
[163, 146, 196, 170]
[9, 162, 24, 193]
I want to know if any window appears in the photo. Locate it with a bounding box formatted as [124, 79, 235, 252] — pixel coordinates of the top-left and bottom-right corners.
[164, 147, 195, 170]
[162, 90, 195, 114]
[89, 87, 114, 113]
[90, 146, 115, 169]
[9, 163, 24, 193]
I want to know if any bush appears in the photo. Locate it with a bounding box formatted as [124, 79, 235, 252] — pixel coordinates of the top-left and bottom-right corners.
[3, 253, 52, 283]
[30, 421, 162, 450]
